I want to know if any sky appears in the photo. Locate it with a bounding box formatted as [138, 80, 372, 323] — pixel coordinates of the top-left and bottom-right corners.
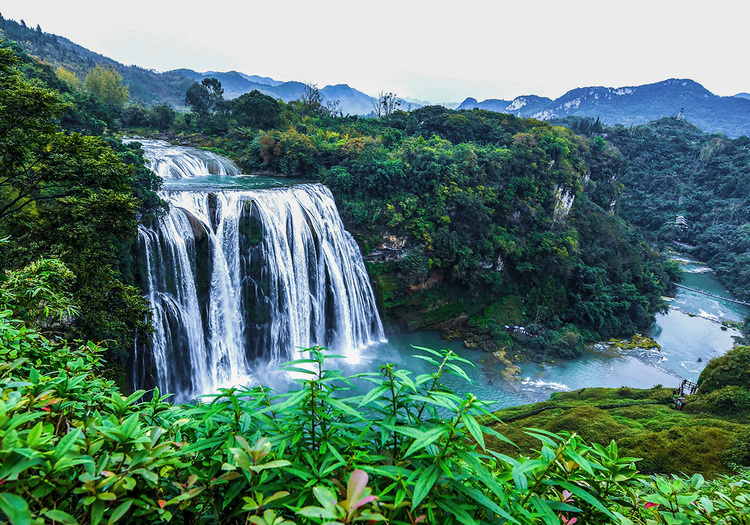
[2, 0, 749, 103]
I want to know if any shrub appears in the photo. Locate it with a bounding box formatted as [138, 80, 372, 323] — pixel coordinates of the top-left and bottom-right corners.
[697, 345, 750, 394]
[1, 300, 749, 523]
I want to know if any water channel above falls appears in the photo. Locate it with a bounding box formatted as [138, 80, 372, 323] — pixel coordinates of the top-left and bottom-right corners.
[129, 138, 746, 408]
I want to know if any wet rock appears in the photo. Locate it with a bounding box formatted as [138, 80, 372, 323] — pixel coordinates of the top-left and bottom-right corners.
[179, 208, 208, 242]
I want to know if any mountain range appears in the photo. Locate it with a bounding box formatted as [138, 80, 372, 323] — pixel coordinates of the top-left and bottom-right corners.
[171, 68, 421, 115]
[458, 80, 750, 137]
[2, 15, 749, 136]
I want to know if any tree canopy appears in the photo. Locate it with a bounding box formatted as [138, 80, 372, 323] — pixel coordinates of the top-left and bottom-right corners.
[0, 42, 164, 371]
[83, 63, 129, 109]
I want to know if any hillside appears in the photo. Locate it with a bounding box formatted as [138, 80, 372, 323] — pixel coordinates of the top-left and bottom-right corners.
[461, 79, 750, 137]
[458, 94, 552, 116]
[0, 14, 415, 116]
[489, 345, 750, 477]
[0, 15, 193, 107]
[5, 14, 750, 132]
[600, 117, 750, 301]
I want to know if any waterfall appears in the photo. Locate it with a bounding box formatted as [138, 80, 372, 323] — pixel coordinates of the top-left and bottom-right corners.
[132, 140, 384, 401]
[124, 138, 241, 178]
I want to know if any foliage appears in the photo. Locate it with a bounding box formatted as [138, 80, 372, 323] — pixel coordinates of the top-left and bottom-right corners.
[2, 286, 750, 525]
[83, 64, 129, 110]
[589, 117, 750, 301]
[163, 98, 676, 355]
[0, 257, 78, 331]
[1, 15, 193, 108]
[696, 346, 750, 395]
[682, 346, 750, 420]
[232, 90, 282, 129]
[489, 379, 750, 479]
[0, 42, 163, 366]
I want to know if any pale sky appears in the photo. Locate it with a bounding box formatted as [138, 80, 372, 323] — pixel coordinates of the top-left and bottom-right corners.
[2, 0, 749, 103]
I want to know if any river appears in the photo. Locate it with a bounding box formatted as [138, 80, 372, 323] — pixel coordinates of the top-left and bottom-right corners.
[347, 255, 746, 410]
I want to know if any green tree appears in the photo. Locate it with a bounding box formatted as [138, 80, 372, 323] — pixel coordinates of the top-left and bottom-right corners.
[147, 102, 175, 129]
[84, 64, 129, 110]
[0, 45, 157, 367]
[185, 77, 224, 117]
[55, 66, 80, 90]
[231, 89, 281, 129]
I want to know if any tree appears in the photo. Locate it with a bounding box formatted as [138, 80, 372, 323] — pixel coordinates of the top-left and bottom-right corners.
[55, 66, 80, 90]
[201, 77, 225, 111]
[0, 45, 158, 360]
[185, 78, 227, 130]
[147, 102, 176, 129]
[84, 64, 129, 110]
[372, 90, 401, 118]
[231, 90, 281, 128]
[300, 82, 327, 116]
[185, 81, 210, 117]
[122, 103, 149, 127]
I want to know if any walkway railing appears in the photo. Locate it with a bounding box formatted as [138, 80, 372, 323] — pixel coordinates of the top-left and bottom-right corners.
[671, 283, 750, 307]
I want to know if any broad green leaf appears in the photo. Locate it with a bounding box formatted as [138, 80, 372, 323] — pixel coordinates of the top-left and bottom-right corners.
[107, 500, 133, 524]
[0, 493, 32, 525]
[358, 385, 389, 407]
[445, 362, 473, 382]
[91, 499, 105, 525]
[404, 426, 449, 457]
[123, 390, 146, 406]
[326, 397, 365, 419]
[44, 509, 79, 524]
[530, 495, 559, 525]
[435, 498, 478, 525]
[453, 483, 517, 524]
[412, 463, 440, 509]
[512, 464, 528, 490]
[461, 414, 485, 450]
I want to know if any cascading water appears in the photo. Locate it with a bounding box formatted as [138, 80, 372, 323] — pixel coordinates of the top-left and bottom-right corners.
[123, 138, 241, 178]
[131, 139, 385, 401]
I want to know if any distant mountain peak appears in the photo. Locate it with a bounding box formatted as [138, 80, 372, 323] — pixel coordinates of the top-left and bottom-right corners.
[458, 79, 750, 137]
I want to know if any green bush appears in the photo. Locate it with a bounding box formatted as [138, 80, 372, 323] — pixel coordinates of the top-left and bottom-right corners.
[697, 345, 750, 394]
[1, 286, 749, 524]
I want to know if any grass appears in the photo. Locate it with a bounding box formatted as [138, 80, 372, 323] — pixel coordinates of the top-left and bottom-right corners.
[485, 386, 750, 478]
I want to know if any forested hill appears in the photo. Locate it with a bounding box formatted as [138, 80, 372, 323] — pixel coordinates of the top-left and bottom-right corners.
[459, 79, 750, 138]
[586, 117, 750, 301]
[0, 14, 193, 107]
[174, 68, 415, 115]
[0, 15, 411, 115]
[0, 34, 678, 362]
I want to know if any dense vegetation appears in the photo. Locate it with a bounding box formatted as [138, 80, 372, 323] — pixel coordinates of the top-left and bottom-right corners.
[2, 272, 750, 524]
[144, 80, 679, 359]
[0, 41, 164, 378]
[0, 24, 686, 360]
[488, 344, 750, 481]
[2, 23, 750, 525]
[598, 117, 750, 302]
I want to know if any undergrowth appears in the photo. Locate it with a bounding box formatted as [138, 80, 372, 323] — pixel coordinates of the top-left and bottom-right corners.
[2, 312, 750, 524]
